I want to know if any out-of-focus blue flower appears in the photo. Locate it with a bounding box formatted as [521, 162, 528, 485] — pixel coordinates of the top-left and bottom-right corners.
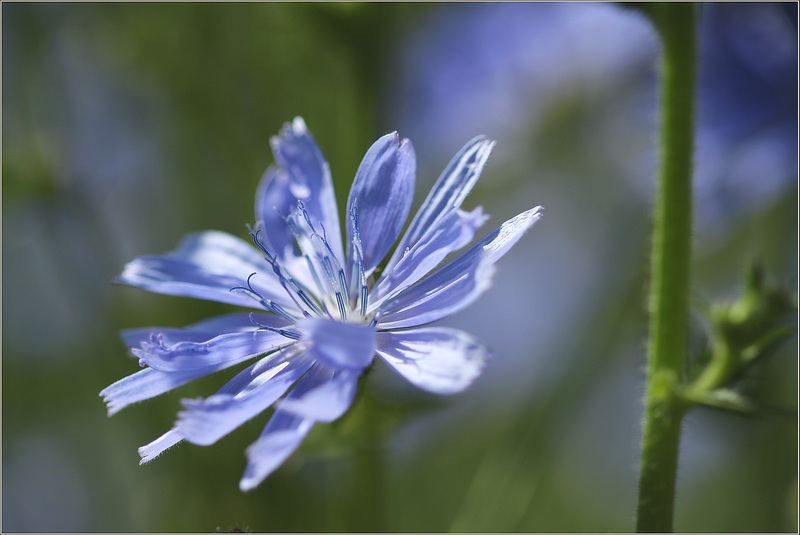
[693, 2, 798, 233]
[394, 3, 796, 232]
[101, 117, 542, 491]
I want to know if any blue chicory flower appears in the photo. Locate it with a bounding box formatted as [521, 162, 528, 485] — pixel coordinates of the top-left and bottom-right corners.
[101, 117, 542, 491]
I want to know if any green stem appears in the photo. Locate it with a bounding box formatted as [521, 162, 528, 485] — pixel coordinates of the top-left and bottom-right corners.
[359, 408, 384, 532]
[636, 4, 697, 532]
[349, 384, 385, 532]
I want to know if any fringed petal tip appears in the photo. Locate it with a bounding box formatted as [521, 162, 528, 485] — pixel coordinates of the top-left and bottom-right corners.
[138, 429, 184, 465]
[291, 116, 308, 133]
[269, 116, 313, 155]
[99, 378, 149, 417]
[99, 390, 121, 417]
[238, 419, 315, 492]
[174, 351, 312, 447]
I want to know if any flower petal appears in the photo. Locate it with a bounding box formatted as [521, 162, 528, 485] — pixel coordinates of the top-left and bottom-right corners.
[138, 428, 184, 464]
[346, 132, 416, 274]
[175, 346, 312, 446]
[238, 362, 343, 491]
[258, 117, 344, 264]
[100, 367, 207, 416]
[277, 364, 361, 423]
[376, 327, 491, 394]
[297, 317, 376, 370]
[102, 315, 294, 415]
[121, 327, 213, 350]
[385, 136, 495, 272]
[377, 206, 542, 329]
[239, 411, 315, 492]
[120, 312, 278, 349]
[133, 323, 294, 373]
[254, 166, 299, 262]
[369, 206, 489, 308]
[115, 230, 293, 310]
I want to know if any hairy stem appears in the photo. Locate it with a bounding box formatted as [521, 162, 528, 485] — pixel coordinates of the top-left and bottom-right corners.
[636, 4, 697, 532]
[354, 391, 385, 532]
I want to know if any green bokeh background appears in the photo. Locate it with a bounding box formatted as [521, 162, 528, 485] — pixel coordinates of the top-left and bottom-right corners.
[3, 3, 797, 532]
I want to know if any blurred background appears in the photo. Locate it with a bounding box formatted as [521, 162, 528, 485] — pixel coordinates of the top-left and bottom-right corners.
[2, 2, 797, 532]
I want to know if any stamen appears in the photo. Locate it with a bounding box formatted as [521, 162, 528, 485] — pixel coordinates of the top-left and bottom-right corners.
[298, 200, 314, 230]
[303, 254, 332, 317]
[289, 201, 351, 321]
[246, 224, 276, 264]
[338, 269, 350, 310]
[245, 203, 361, 324]
[283, 213, 327, 302]
[248, 312, 302, 341]
[314, 224, 350, 301]
[360, 276, 369, 318]
[230, 273, 296, 321]
[322, 255, 347, 321]
[349, 203, 369, 318]
[248, 219, 327, 319]
[368, 311, 380, 328]
[297, 202, 347, 277]
[271, 261, 326, 318]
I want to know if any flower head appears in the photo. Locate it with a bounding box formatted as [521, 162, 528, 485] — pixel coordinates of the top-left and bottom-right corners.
[101, 117, 542, 491]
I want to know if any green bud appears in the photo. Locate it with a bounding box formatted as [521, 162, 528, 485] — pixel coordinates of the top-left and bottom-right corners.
[687, 262, 796, 406]
[711, 262, 796, 368]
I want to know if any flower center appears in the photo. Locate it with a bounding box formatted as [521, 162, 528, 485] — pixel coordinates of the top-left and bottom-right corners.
[234, 201, 375, 335]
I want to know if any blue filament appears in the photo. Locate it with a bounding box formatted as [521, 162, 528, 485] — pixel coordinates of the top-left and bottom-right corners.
[230, 273, 296, 321]
[238, 202, 376, 325]
[288, 201, 351, 321]
[248, 312, 301, 341]
[248, 220, 326, 319]
[349, 203, 370, 318]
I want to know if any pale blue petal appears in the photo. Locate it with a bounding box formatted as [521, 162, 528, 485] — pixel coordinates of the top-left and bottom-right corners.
[238, 365, 336, 491]
[239, 412, 314, 492]
[377, 206, 543, 329]
[115, 230, 293, 310]
[176, 347, 312, 446]
[346, 132, 416, 274]
[385, 136, 494, 272]
[120, 312, 280, 349]
[133, 324, 294, 373]
[100, 367, 207, 416]
[369, 206, 489, 308]
[121, 326, 215, 349]
[253, 166, 334, 294]
[376, 327, 491, 394]
[101, 316, 293, 415]
[254, 166, 299, 261]
[297, 317, 376, 370]
[138, 428, 184, 464]
[259, 117, 344, 263]
[278, 364, 360, 423]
